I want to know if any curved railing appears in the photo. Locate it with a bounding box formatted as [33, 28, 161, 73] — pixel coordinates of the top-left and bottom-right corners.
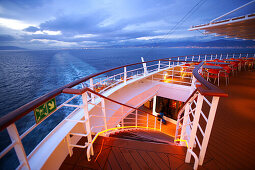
[0, 53, 252, 131]
[0, 53, 254, 169]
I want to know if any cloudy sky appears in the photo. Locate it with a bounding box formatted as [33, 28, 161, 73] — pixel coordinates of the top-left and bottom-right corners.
[0, 0, 253, 49]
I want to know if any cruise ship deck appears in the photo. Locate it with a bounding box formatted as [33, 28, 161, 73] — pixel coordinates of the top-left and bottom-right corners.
[60, 70, 255, 169]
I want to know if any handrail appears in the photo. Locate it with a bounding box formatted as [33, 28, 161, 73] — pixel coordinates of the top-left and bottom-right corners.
[192, 62, 228, 97]
[63, 87, 154, 116]
[0, 58, 187, 131]
[0, 53, 249, 131]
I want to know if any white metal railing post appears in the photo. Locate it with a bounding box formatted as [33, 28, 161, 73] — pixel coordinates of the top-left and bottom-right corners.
[226, 54, 228, 59]
[82, 92, 94, 159]
[6, 124, 30, 170]
[210, 55, 212, 60]
[124, 67, 127, 85]
[190, 76, 197, 92]
[101, 98, 108, 130]
[135, 110, 138, 127]
[198, 55, 201, 62]
[192, 56, 194, 61]
[205, 55, 207, 61]
[239, 53, 241, 59]
[177, 57, 180, 65]
[158, 60, 161, 71]
[215, 54, 217, 59]
[185, 56, 187, 61]
[152, 95, 157, 116]
[141, 57, 147, 76]
[180, 104, 191, 146]
[90, 78, 95, 103]
[185, 93, 204, 163]
[220, 54, 222, 60]
[199, 96, 220, 165]
[169, 58, 171, 68]
[233, 54, 235, 58]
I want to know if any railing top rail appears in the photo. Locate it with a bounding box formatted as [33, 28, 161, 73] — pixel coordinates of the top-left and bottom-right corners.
[0, 53, 248, 131]
[192, 62, 228, 97]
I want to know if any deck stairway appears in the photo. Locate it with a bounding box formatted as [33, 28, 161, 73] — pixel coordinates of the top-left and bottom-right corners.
[60, 135, 192, 170]
[109, 129, 175, 144]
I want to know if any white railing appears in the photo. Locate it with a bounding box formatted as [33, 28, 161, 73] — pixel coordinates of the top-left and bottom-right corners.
[0, 53, 254, 169]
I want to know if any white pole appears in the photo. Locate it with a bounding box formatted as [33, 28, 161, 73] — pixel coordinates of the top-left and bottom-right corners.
[152, 95, 157, 116]
[82, 92, 93, 158]
[7, 124, 30, 170]
[185, 94, 204, 163]
[180, 104, 190, 146]
[101, 99, 107, 130]
[90, 78, 95, 103]
[124, 67, 127, 85]
[141, 57, 147, 76]
[199, 96, 220, 165]
[158, 60, 161, 71]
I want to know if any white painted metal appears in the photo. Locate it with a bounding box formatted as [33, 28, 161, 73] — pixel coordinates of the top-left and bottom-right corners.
[141, 57, 148, 75]
[158, 60, 161, 71]
[210, 0, 255, 23]
[124, 67, 127, 85]
[180, 104, 190, 145]
[101, 99, 108, 130]
[90, 78, 95, 103]
[185, 93, 204, 163]
[82, 92, 93, 160]
[152, 95, 157, 116]
[7, 124, 30, 170]
[199, 96, 220, 165]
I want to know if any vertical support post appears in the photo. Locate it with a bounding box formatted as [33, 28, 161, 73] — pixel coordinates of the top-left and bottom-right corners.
[7, 124, 30, 170]
[152, 95, 157, 116]
[199, 96, 219, 165]
[239, 53, 241, 59]
[124, 67, 127, 85]
[177, 57, 180, 65]
[226, 54, 228, 59]
[66, 134, 73, 157]
[205, 55, 207, 61]
[169, 58, 171, 68]
[185, 56, 187, 61]
[141, 57, 147, 76]
[82, 92, 93, 158]
[198, 55, 201, 62]
[158, 60, 161, 71]
[210, 55, 212, 60]
[90, 78, 95, 103]
[185, 94, 204, 163]
[180, 104, 190, 146]
[215, 54, 217, 59]
[190, 76, 196, 92]
[192, 56, 194, 61]
[135, 110, 138, 127]
[233, 53, 235, 59]
[101, 98, 107, 130]
[220, 54, 222, 60]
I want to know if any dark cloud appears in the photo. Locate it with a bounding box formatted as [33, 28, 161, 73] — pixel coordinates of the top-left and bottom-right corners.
[23, 26, 40, 32]
[0, 34, 15, 42]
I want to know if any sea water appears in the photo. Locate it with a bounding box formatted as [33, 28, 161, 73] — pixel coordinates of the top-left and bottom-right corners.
[0, 48, 254, 169]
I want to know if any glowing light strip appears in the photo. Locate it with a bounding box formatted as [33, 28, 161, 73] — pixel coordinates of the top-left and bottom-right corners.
[91, 126, 174, 144]
[174, 139, 189, 148]
[94, 139, 104, 162]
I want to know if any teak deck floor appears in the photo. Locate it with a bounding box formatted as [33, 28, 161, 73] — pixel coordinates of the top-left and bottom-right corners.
[60, 70, 255, 170]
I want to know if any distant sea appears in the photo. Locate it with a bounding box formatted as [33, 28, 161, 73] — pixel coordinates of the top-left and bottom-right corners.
[0, 48, 254, 169]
